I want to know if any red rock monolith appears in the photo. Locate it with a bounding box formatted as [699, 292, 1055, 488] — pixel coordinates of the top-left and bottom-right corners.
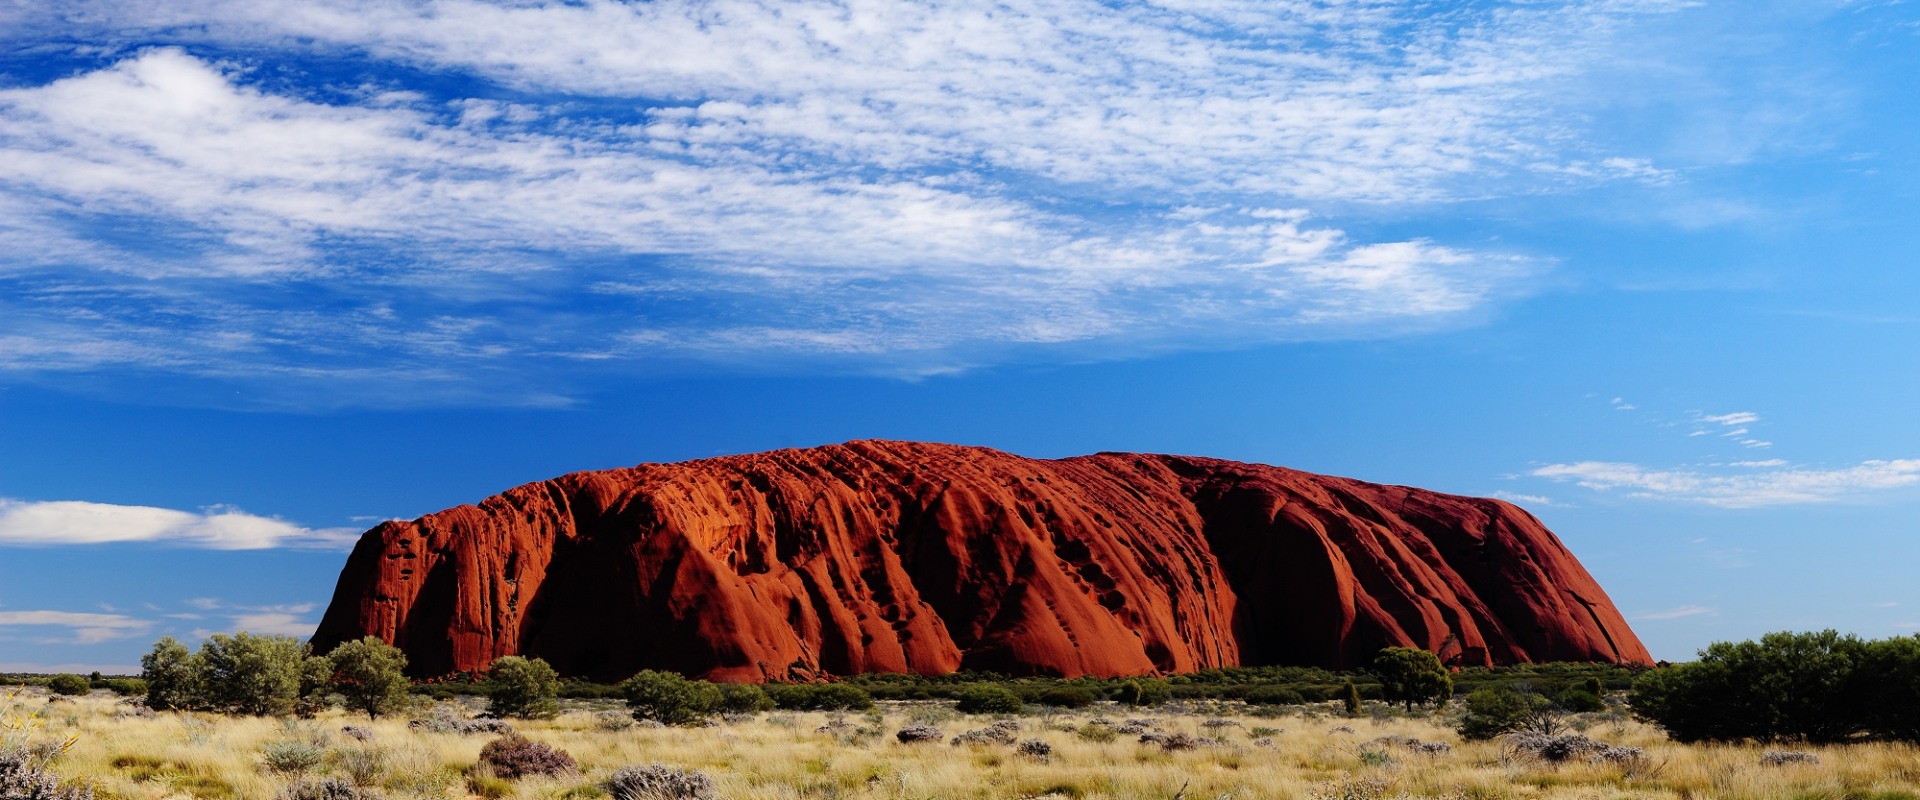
[311, 440, 1650, 681]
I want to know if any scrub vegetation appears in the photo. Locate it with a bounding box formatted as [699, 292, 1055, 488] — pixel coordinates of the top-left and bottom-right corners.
[1, 631, 1916, 799]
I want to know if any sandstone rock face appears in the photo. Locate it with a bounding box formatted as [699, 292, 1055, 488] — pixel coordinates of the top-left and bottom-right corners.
[312, 440, 1650, 681]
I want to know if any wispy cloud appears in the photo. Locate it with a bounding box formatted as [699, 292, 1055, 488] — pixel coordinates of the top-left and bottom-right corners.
[168, 598, 323, 640]
[1637, 605, 1716, 621]
[1532, 459, 1920, 507]
[0, 498, 359, 549]
[1491, 491, 1560, 508]
[0, 1, 1694, 404]
[223, 613, 318, 639]
[0, 610, 152, 643]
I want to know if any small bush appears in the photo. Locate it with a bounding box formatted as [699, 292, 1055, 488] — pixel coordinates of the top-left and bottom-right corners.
[1555, 688, 1605, 713]
[604, 764, 717, 800]
[485, 657, 561, 720]
[953, 685, 1022, 715]
[100, 678, 146, 697]
[621, 671, 718, 726]
[478, 735, 577, 779]
[1588, 745, 1646, 767]
[1244, 686, 1306, 706]
[407, 706, 513, 735]
[1759, 750, 1820, 766]
[1507, 732, 1604, 763]
[712, 683, 773, 715]
[467, 768, 513, 799]
[336, 744, 387, 788]
[951, 720, 1022, 746]
[1113, 679, 1170, 707]
[766, 683, 873, 711]
[595, 710, 636, 731]
[895, 725, 942, 744]
[261, 740, 327, 774]
[1015, 739, 1053, 761]
[277, 777, 377, 800]
[1140, 732, 1209, 751]
[1457, 686, 1548, 741]
[46, 675, 90, 697]
[1, 747, 94, 800]
[1035, 687, 1096, 709]
[1074, 722, 1117, 743]
[340, 725, 375, 742]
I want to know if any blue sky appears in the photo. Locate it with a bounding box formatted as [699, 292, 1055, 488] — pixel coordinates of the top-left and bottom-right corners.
[1, 0, 1916, 672]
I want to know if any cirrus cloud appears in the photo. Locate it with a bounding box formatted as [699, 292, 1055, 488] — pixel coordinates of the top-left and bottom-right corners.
[0, 610, 152, 643]
[0, 498, 360, 550]
[0, 1, 1696, 404]
[1532, 458, 1920, 508]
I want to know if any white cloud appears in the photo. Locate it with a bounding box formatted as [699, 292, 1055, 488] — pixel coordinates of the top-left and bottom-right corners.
[0, 498, 360, 550]
[1700, 411, 1760, 426]
[0, 610, 151, 643]
[1729, 459, 1787, 468]
[1637, 605, 1716, 621]
[1491, 491, 1559, 507]
[0, 0, 1695, 401]
[225, 613, 318, 638]
[1532, 458, 1920, 507]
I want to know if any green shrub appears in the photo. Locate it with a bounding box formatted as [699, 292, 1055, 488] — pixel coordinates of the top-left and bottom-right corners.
[101, 678, 147, 697]
[620, 670, 718, 725]
[1244, 686, 1306, 706]
[766, 683, 873, 711]
[47, 674, 90, 696]
[1629, 630, 1896, 743]
[486, 656, 561, 720]
[1112, 679, 1170, 707]
[953, 684, 1023, 715]
[1035, 686, 1097, 709]
[1555, 688, 1605, 713]
[1457, 686, 1549, 740]
[712, 683, 774, 715]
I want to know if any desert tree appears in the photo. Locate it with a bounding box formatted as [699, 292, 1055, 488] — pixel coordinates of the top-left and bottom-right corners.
[1372, 647, 1452, 712]
[486, 655, 561, 719]
[326, 636, 413, 720]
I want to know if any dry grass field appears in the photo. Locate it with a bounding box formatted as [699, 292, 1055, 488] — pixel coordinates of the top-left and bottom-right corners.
[9, 686, 1920, 800]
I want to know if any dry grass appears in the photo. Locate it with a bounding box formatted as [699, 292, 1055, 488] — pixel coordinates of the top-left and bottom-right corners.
[9, 686, 1920, 800]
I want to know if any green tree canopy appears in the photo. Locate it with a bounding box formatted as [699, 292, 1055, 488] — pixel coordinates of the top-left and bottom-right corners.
[1628, 629, 1918, 743]
[140, 635, 205, 711]
[1372, 647, 1452, 712]
[326, 636, 412, 720]
[199, 632, 309, 716]
[486, 655, 561, 719]
[620, 669, 718, 725]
